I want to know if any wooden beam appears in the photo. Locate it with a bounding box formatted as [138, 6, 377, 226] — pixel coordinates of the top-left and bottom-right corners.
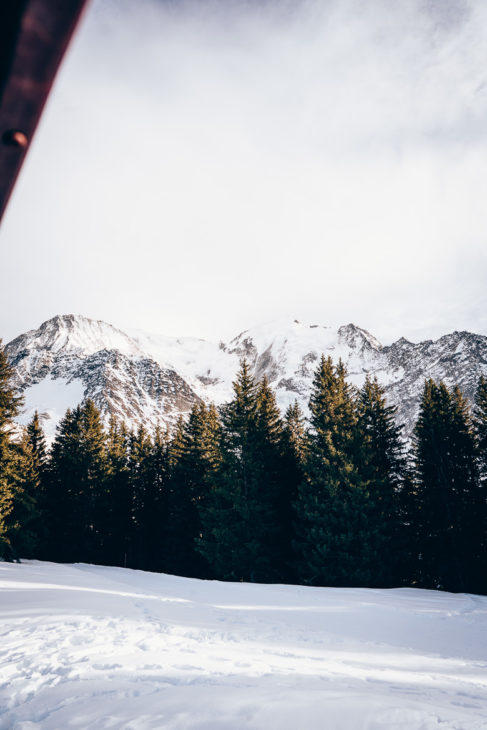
[0, 0, 89, 222]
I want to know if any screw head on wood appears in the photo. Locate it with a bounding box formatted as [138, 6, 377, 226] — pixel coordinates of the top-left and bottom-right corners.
[2, 129, 29, 148]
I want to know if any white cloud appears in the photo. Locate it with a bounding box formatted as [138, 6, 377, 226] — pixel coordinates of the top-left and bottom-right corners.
[1, 0, 487, 345]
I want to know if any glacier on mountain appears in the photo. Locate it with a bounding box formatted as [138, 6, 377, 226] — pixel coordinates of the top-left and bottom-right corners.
[5, 314, 487, 439]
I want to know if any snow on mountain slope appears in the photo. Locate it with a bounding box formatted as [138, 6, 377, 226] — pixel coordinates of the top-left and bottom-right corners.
[9, 314, 144, 364]
[1, 561, 487, 730]
[221, 320, 387, 414]
[16, 376, 86, 441]
[128, 327, 240, 405]
[6, 315, 200, 437]
[5, 314, 487, 439]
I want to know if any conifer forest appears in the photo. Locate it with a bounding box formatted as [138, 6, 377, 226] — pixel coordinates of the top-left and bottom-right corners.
[1, 340, 486, 595]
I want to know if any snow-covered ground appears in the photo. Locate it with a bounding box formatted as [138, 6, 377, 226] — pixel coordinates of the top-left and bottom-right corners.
[1, 562, 487, 729]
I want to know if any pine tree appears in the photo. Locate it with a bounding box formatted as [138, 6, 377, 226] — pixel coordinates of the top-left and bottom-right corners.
[0, 340, 25, 559]
[142, 425, 171, 572]
[104, 417, 131, 567]
[26, 411, 47, 472]
[45, 400, 108, 563]
[22, 411, 48, 552]
[412, 380, 482, 592]
[474, 376, 487, 483]
[198, 360, 272, 582]
[0, 340, 22, 461]
[357, 376, 406, 586]
[283, 401, 308, 465]
[294, 356, 370, 586]
[253, 376, 289, 581]
[280, 401, 307, 581]
[5, 433, 41, 558]
[126, 425, 153, 569]
[167, 404, 220, 578]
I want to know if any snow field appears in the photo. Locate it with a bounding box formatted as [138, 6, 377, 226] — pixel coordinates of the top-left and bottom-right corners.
[1, 562, 487, 729]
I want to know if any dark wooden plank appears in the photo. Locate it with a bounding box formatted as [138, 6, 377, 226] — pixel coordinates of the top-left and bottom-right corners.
[0, 0, 89, 221]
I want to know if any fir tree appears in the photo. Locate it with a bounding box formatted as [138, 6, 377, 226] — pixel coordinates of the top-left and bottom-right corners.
[283, 401, 308, 465]
[280, 401, 307, 581]
[412, 380, 482, 592]
[5, 433, 41, 559]
[142, 425, 171, 572]
[253, 376, 290, 581]
[126, 425, 153, 569]
[294, 356, 370, 586]
[357, 376, 406, 586]
[45, 400, 108, 563]
[26, 411, 47, 472]
[104, 417, 131, 567]
[167, 404, 220, 578]
[0, 340, 22, 461]
[198, 360, 274, 582]
[474, 376, 487, 483]
[0, 340, 25, 559]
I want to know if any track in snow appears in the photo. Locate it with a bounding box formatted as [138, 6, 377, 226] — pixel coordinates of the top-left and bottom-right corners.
[1, 561, 487, 729]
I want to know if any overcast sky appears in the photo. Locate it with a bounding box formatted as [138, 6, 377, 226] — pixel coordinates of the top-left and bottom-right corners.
[1, 0, 487, 345]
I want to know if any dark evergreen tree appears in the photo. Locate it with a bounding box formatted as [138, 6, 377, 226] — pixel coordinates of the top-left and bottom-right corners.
[474, 376, 487, 483]
[283, 401, 308, 465]
[104, 417, 131, 567]
[126, 425, 153, 569]
[294, 356, 371, 586]
[0, 340, 25, 559]
[23, 411, 48, 550]
[412, 380, 482, 592]
[142, 425, 171, 572]
[357, 376, 406, 586]
[253, 376, 290, 581]
[5, 433, 42, 558]
[26, 411, 47, 472]
[198, 360, 276, 582]
[44, 400, 108, 563]
[167, 404, 220, 578]
[280, 401, 307, 582]
[0, 340, 22, 460]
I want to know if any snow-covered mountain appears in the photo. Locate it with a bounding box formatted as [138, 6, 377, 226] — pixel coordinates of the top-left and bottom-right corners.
[5, 314, 487, 440]
[6, 315, 199, 438]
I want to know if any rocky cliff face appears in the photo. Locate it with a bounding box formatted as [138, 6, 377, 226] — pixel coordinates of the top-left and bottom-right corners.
[5, 314, 487, 440]
[6, 315, 199, 438]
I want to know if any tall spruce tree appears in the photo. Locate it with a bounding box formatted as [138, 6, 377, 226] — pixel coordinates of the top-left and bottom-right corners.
[23, 411, 48, 553]
[142, 425, 171, 573]
[254, 376, 290, 581]
[45, 400, 108, 563]
[474, 376, 487, 483]
[104, 417, 131, 567]
[126, 425, 153, 569]
[5, 433, 42, 559]
[26, 411, 47, 472]
[281, 401, 307, 581]
[167, 404, 220, 578]
[198, 361, 278, 582]
[294, 356, 371, 586]
[413, 380, 482, 592]
[358, 376, 406, 586]
[0, 340, 26, 559]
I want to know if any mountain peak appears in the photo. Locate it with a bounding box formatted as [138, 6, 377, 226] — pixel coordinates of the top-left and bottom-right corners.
[6, 314, 487, 443]
[10, 314, 143, 359]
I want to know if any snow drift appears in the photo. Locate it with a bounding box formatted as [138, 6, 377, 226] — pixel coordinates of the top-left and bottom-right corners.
[1, 561, 487, 729]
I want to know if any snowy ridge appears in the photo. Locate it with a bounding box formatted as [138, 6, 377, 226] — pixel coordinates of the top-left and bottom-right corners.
[6, 315, 199, 439]
[5, 314, 487, 439]
[1, 561, 487, 729]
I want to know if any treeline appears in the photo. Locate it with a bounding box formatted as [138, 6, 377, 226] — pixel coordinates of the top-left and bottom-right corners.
[1, 340, 487, 594]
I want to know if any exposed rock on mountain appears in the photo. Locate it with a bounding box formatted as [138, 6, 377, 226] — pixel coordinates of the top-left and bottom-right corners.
[5, 314, 487, 440]
[6, 315, 199, 438]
